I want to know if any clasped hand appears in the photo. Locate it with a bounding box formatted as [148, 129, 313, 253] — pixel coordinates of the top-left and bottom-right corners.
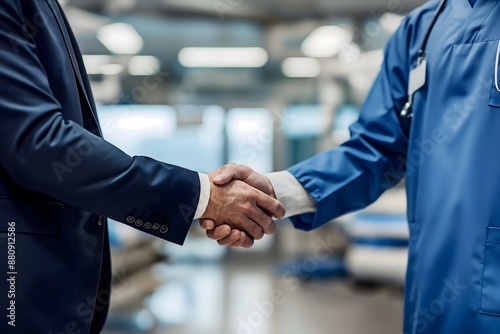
[200, 164, 283, 248]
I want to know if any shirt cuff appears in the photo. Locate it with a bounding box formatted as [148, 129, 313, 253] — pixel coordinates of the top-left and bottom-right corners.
[194, 173, 210, 220]
[266, 171, 317, 218]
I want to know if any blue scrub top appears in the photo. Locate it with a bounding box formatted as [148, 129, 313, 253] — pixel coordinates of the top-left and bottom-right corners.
[288, 0, 500, 332]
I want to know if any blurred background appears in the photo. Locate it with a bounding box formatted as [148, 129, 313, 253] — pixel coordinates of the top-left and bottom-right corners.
[62, 0, 426, 333]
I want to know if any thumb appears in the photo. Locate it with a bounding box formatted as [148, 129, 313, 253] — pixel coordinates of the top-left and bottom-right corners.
[212, 163, 248, 185]
[199, 219, 215, 230]
[213, 169, 235, 185]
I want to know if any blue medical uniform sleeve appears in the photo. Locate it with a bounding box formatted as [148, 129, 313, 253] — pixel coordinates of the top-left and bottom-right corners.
[0, 1, 199, 245]
[288, 19, 413, 231]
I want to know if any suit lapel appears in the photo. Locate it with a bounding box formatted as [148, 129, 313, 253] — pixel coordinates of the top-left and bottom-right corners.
[45, 0, 102, 135]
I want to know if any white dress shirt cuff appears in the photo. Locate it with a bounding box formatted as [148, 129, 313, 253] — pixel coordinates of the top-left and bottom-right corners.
[266, 171, 317, 218]
[194, 173, 210, 220]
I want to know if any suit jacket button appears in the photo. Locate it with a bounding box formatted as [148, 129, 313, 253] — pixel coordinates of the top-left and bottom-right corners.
[126, 216, 135, 224]
[135, 219, 144, 227]
[152, 223, 160, 230]
[144, 222, 152, 229]
[160, 225, 169, 234]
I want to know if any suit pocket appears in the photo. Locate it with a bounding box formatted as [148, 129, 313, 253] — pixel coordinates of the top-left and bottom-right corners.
[489, 84, 500, 108]
[480, 227, 500, 315]
[0, 198, 64, 236]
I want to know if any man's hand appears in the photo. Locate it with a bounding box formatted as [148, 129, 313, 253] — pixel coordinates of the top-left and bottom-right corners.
[212, 164, 276, 198]
[199, 167, 284, 245]
[200, 164, 280, 248]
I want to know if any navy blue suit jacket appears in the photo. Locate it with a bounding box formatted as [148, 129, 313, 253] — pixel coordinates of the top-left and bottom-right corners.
[0, 1, 200, 333]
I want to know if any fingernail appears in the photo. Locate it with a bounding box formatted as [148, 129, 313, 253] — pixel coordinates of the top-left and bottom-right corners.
[213, 174, 222, 181]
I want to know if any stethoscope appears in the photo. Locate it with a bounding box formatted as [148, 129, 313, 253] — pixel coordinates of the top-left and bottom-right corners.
[495, 40, 500, 93]
[401, 0, 448, 118]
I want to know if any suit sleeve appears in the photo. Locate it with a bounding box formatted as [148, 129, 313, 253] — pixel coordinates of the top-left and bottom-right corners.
[0, 1, 199, 245]
[287, 18, 414, 231]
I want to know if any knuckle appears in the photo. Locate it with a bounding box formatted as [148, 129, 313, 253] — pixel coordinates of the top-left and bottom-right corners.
[247, 226, 259, 238]
[241, 188, 252, 198]
[241, 203, 253, 215]
[200, 220, 210, 229]
[262, 219, 275, 232]
[251, 189, 260, 198]
[230, 240, 243, 248]
[253, 229, 264, 240]
[230, 230, 240, 240]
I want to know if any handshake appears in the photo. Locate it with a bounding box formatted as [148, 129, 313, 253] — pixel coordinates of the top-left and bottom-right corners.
[199, 164, 285, 249]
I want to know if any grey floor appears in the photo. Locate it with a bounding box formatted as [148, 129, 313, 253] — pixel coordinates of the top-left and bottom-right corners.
[102, 258, 404, 334]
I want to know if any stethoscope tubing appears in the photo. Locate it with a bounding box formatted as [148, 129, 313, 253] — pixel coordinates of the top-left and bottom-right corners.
[495, 40, 500, 93]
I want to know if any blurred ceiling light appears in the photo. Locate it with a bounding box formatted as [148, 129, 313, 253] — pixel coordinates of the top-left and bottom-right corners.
[83, 55, 122, 76]
[83, 55, 112, 75]
[178, 47, 268, 68]
[117, 117, 164, 130]
[128, 56, 161, 76]
[237, 120, 260, 132]
[282, 57, 321, 78]
[99, 64, 124, 76]
[379, 13, 405, 33]
[301, 26, 353, 58]
[97, 23, 143, 55]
